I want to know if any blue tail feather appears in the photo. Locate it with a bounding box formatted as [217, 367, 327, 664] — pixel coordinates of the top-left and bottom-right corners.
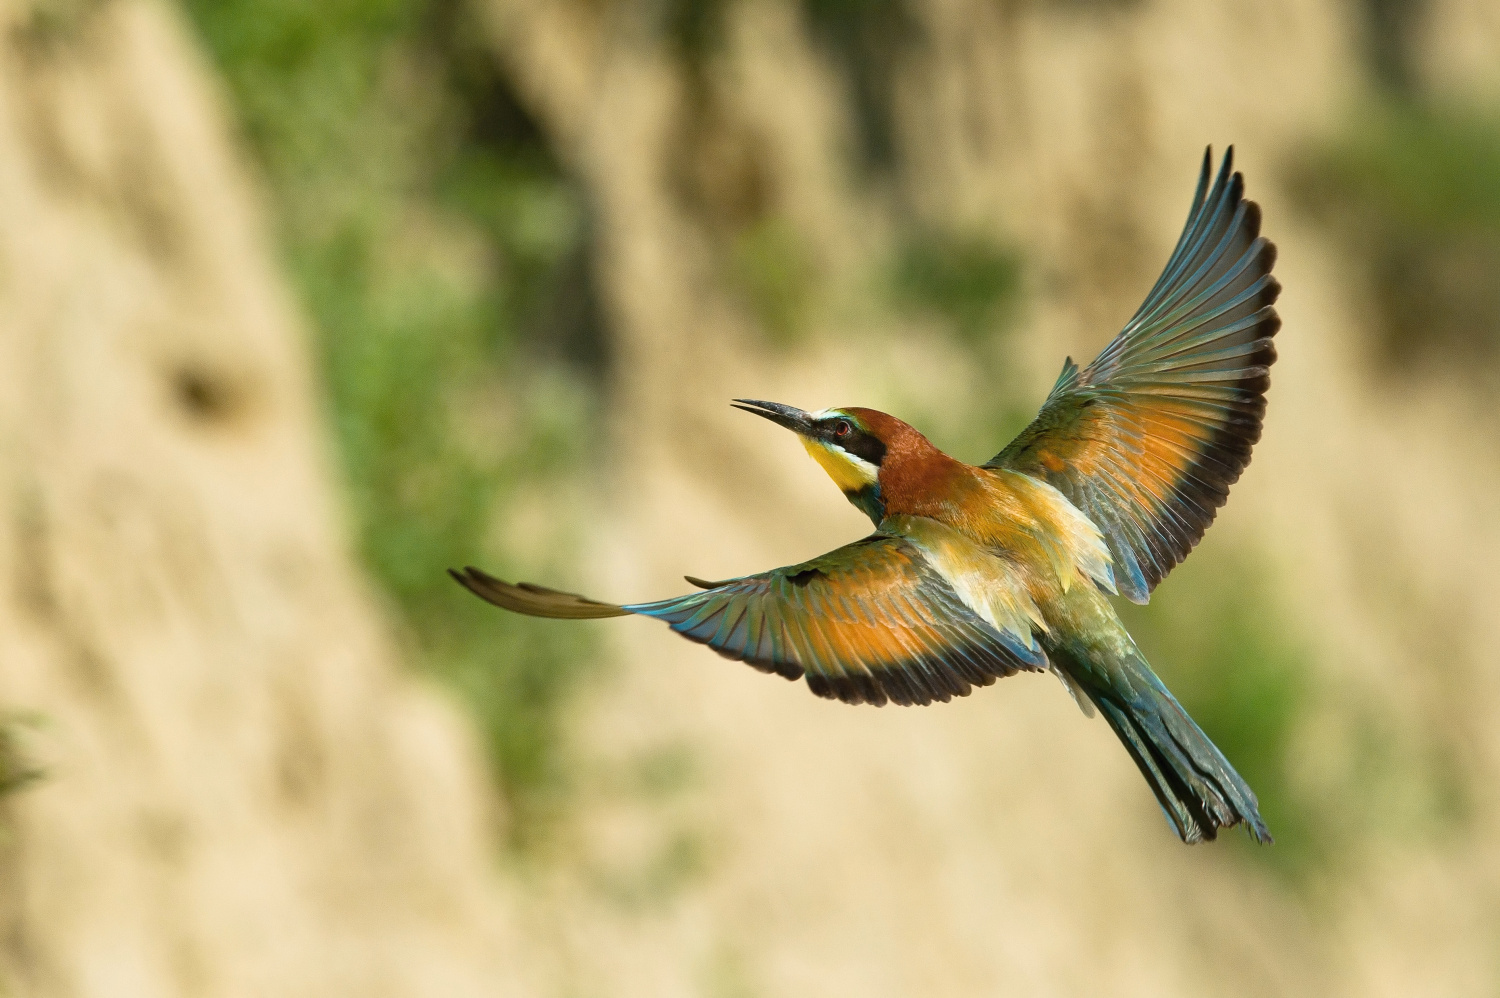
[1077, 651, 1271, 845]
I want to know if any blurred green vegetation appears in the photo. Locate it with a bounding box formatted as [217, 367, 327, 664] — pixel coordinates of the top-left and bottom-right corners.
[0, 713, 44, 805]
[182, 0, 605, 849]
[1290, 101, 1500, 374]
[730, 217, 819, 345]
[892, 231, 1023, 346]
[1292, 0, 1500, 377]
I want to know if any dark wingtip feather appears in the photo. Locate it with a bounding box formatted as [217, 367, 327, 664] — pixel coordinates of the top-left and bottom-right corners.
[1241, 198, 1262, 238]
[709, 644, 805, 682]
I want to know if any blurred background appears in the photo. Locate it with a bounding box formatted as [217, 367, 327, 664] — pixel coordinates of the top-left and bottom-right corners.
[1, 0, 1499, 993]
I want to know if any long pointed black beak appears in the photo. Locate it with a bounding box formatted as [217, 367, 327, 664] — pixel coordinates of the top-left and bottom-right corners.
[731, 399, 814, 434]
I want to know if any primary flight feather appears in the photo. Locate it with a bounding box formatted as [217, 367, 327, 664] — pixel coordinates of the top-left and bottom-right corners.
[453, 147, 1278, 845]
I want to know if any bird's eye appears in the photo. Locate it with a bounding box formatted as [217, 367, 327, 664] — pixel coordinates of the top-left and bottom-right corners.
[833, 420, 851, 437]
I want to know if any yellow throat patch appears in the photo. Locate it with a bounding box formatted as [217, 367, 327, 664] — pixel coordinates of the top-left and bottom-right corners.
[801, 437, 879, 493]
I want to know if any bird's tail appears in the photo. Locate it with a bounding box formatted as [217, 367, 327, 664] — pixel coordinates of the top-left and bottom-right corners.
[1079, 652, 1271, 845]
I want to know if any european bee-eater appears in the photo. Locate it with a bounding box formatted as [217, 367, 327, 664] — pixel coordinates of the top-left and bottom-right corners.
[453, 148, 1277, 844]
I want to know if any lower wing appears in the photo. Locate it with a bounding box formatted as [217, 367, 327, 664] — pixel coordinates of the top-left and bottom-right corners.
[451, 533, 1045, 707]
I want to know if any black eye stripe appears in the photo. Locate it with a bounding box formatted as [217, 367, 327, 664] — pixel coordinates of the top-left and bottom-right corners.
[844, 432, 886, 466]
[818, 420, 885, 466]
[816, 416, 885, 465]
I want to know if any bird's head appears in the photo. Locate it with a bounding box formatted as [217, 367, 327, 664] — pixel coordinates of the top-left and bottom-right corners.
[732, 400, 897, 525]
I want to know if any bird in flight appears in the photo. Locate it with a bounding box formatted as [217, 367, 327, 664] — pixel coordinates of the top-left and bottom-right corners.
[453, 148, 1278, 844]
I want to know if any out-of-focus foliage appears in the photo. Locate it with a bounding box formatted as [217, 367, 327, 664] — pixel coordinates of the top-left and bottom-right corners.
[1292, 0, 1500, 378]
[1290, 102, 1500, 374]
[893, 231, 1022, 346]
[730, 217, 819, 345]
[181, 0, 605, 849]
[0, 713, 44, 803]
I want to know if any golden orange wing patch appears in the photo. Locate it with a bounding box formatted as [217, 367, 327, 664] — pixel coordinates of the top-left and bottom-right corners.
[627, 534, 1046, 706]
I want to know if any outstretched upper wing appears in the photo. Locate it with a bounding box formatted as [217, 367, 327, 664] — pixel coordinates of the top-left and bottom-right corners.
[452, 533, 1045, 707]
[987, 147, 1279, 603]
